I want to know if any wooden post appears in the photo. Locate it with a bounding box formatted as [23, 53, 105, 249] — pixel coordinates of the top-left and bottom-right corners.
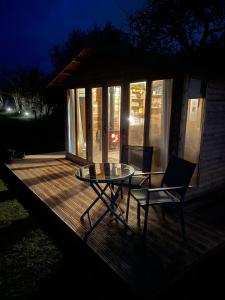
[120, 81, 129, 161]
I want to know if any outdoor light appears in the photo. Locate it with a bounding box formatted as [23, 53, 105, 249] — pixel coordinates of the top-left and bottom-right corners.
[6, 107, 12, 112]
[24, 111, 30, 116]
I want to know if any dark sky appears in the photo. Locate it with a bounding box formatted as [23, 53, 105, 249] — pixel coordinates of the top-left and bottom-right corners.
[1, 0, 144, 73]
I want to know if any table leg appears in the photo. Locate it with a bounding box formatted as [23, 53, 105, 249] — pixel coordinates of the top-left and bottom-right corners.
[91, 182, 133, 231]
[80, 183, 109, 221]
[83, 181, 133, 242]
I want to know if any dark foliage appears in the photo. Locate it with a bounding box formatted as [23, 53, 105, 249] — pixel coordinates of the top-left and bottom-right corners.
[129, 0, 225, 56]
[50, 22, 134, 72]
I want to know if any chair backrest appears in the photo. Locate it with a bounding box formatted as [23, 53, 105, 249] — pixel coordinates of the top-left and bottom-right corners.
[121, 145, 153, 172]
[161, 156, 196, 198]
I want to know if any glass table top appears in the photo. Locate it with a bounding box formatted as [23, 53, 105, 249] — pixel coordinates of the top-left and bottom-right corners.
[75, 163, 135, 183]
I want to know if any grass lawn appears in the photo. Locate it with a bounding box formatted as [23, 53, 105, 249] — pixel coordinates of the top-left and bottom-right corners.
[0, 178, 63, 299]
[0, 176, 132, 300]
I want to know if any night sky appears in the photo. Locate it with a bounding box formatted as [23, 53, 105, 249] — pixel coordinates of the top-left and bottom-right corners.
[1, 0, 144, 73]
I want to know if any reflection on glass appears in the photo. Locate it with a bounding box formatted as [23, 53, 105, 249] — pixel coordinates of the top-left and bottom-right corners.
[108, 86, 121, 163]
[67, 89, 76, 155]
[128, 82, 146, 146]
[92, 88, 102, 162]
[76, 88, 86, 159]
[184, 98, 204, 184]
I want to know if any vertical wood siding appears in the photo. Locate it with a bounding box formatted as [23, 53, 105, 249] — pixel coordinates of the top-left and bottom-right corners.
[190, 80, 225, 198]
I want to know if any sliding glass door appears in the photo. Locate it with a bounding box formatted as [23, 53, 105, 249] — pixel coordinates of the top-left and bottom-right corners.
[92, 87, 103, 162]
[108, 86, 121, 163]
[67, 81, 172, 168]
[128, 80, 172, 171]
[128, 82, 146, 146]
[149, 80, 172, 171]
[76, 88, 86, 159]
[67, 88, 86, 160]
[67, 89, 76, 155]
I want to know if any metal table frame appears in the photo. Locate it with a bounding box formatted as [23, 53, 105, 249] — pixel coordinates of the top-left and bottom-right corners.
[75, 165, 134, 241]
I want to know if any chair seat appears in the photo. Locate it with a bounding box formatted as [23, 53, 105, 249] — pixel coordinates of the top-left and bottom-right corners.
[131, 189, 180, 206]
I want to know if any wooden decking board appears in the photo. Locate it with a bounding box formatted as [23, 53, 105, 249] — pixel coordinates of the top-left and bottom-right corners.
[5, 153, 225, 297]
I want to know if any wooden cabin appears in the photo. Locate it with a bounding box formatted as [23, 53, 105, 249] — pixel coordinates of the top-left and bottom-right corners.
[49, 48, 225, 199]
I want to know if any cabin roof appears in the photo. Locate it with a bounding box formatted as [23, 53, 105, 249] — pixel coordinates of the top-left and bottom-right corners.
[49, 47, 225, 87]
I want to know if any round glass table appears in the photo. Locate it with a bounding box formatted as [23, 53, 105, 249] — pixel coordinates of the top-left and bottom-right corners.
[75, 163, 134, 241]
[75, 163, 134, 183]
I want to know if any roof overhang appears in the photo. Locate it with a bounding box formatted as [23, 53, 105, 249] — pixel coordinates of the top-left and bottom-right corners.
[48, 48, 95, 86]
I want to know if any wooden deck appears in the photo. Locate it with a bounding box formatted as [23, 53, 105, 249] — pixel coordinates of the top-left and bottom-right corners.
[4, 153, 225, 298]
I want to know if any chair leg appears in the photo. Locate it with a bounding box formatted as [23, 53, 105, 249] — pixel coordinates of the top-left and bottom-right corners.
[121, 187, 123, 199]
[137, 203, 141, 227]
[179, 203, 186, 240]
[143, 205, 150, 236]
[126, 187, 131, 222]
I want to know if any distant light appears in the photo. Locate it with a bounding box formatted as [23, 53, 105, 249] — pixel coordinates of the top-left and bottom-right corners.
[6, 107, 12, 112]
[24, 111, 30, 116]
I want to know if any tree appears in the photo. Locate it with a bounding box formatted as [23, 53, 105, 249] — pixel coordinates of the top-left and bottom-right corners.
[50, 22, 133, 72]
[129, 0, 225, 55]
[0, 68, 56, 118]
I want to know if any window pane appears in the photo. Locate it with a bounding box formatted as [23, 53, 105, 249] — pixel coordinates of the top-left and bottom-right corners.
[92, 88, 102, 162]
[67, 89, 76, 155]
[128, 82, 146, 146]
[184, 98, 205, 183]
[76, 88, 86, 159]
[108, 86, 121, 163]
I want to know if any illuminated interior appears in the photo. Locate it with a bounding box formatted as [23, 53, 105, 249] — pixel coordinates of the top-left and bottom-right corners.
[184, 98, 205, 184]
[108, 86, 121, 163]
[67, 89, 76, 155]
[67, 80, 172, 170]
[92, 87, 102, 162]
[128, 82, 146, 146]
[76, 88, 86, 159]
[149, 80, 173, 171]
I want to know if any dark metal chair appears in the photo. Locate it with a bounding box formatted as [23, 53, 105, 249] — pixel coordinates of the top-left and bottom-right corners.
[127, 156, 196, 239]
[121, 145, 153, 188]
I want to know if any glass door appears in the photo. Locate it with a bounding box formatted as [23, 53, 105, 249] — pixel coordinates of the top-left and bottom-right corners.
[107, 86, 121, 163]
[92, 87, 103, 162]
[128, 82, 146, 146]
[67, 89, 76, 155]
[149, 80, 172, 171]
[76, 88, 86, 159]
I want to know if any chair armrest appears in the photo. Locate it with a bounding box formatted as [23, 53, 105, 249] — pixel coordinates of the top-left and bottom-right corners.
[149, 171, 165, 175]
[147, 186, 188, 193]
[132, 172, 150, 177]
[131, 171, 165, 177]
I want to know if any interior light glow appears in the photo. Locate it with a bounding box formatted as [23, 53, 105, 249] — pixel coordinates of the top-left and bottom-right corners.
[128, 116, 135, 125]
